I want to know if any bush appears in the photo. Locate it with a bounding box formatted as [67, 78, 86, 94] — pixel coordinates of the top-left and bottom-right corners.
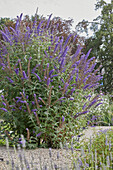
[0, 13, 103, 148]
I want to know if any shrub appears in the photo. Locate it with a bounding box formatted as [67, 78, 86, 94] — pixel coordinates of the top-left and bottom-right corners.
[0, 13, 103, 148]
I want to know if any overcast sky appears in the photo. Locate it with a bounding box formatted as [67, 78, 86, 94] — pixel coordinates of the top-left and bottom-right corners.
[0, 0, 111, 29]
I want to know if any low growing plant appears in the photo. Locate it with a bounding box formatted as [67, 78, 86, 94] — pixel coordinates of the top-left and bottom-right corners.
[73, 128, 113, 169]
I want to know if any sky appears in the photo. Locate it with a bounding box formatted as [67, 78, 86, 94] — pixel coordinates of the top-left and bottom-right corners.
[0, 0, 111, 30]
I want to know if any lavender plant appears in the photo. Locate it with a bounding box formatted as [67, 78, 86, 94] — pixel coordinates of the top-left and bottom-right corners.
[0, 13, 103, 148]
[1, 130, 113, 170]
[73, 128, 113, 169]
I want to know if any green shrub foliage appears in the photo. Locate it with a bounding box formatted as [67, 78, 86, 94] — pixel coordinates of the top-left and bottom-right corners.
[0, 14, 103, 148]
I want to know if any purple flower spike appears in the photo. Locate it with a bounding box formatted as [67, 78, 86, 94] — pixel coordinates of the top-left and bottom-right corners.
[95, 102, 103, 108]
[22, 71, 28, 79]
[26, 128, 28, 131]
[32, 109, 37, 112]
[63, 34, 73, 48]
[49, 69, 54, 77]
[85, 49, 92, 60]
[47, 78, 50, 86]
[46, 14, 52, 29]
[32, 101, 35, 105]
[60, 58, 65, 70]
[47, 63, 49, 68]
[7, 77, 14, 83]
[70, 88, 75, 95]
[61, 78, 65, 83]
[36, 132, 42, 137]
[59, 97, 65, 101]
[29, 57, 32, 60]
[31, 64, 39, 73]
[73, 34, 77, 43]
[44, 51, 48, 57]
[14, 68, 19, 75]
[34, 112, 37, 116]
[33, 73, 41, 82]
[83, 84, 90, 90]
[0, 108, 8, 112]
[2, 102, 6, 106]
[62, 116, 65, 122]
[51, 74, 58, 78]
[69, 97, 74, 100]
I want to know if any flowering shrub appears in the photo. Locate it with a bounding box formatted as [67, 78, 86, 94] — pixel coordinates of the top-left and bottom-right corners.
[0, 14, 103, 148]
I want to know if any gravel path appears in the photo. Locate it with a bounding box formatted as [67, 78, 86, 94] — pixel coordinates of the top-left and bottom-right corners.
[0, 126, 113, 170]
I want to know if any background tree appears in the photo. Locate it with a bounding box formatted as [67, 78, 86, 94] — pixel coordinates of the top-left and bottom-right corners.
[75, 0, 113, 94]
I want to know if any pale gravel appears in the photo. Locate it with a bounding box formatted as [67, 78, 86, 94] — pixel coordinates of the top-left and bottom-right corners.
[0, 126, 113, 170]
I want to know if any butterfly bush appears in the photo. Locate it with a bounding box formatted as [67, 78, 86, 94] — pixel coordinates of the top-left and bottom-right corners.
[0, 14, 103, 148]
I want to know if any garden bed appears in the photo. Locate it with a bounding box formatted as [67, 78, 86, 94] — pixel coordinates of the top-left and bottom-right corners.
[0, 126, 113, 169]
